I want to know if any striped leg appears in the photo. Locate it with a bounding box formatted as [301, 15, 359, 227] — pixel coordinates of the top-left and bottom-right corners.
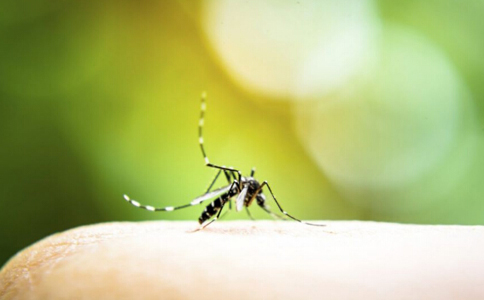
[198, 92, 241, 182]
[258, 181, 326, 227]
[256, 197, 287, 221]
[123, 183, 234, 213]
[123, 194, 192, 212]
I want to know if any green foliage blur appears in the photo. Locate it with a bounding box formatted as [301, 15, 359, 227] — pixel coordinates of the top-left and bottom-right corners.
[1, 0, 484, 266]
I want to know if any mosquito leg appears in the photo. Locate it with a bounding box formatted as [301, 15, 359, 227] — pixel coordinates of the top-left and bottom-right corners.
[258, 204, 287, 221]
[198, 92, 242, 182]
[205, 167, 234, 198]
[245, 207, 255, 221]
[206, 169, 222, 193]
[206, 164, 242, 182]
[219, 209, 230, 220]
[218, 194, 233, 220]
[123, 181, 235, 213]
[259, 202, 333, 233]
[217, 197, 235, 220]
[259, 181, 326, 227]
[250, 167, 256, 177]
[123, 194, 194, 212]
[254, 191, 289, 221]
[224, 170, 233, 183]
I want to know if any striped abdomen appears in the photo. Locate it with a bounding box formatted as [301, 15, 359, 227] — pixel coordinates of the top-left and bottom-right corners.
[198, 189, 236, 224]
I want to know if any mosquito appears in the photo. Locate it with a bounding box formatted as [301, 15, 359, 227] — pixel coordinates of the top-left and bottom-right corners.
[123, 92, 325, 230]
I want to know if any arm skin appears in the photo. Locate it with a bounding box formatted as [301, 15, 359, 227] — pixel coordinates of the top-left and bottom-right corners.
[1, 221, 483, 300]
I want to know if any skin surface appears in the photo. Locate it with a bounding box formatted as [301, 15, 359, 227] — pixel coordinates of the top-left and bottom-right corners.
[1, 221, 483, 300]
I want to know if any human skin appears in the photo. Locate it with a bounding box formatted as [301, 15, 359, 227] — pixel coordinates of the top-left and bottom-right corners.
[1, 221, 483, 300]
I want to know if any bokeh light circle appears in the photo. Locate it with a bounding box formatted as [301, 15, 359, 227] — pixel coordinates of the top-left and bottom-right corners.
[295, 25, 469, 192]
[202, 0, 380, 99]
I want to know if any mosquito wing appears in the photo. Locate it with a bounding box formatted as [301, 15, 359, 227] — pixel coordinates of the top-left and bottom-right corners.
[236, 185, 248, 212]
[190, 184, 232, 206]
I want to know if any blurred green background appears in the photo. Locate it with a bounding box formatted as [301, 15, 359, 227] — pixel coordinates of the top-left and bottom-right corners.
[1, 0, 484, 266]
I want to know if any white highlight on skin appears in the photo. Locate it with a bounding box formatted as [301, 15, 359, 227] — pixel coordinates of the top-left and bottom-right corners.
[165, 207, 174, 211]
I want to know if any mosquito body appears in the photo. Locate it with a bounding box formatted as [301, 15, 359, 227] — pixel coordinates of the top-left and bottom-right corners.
[123, 92, 324, 230]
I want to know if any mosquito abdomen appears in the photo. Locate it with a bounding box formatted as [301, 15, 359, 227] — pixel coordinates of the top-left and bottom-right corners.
[198, 196, 227, 224]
